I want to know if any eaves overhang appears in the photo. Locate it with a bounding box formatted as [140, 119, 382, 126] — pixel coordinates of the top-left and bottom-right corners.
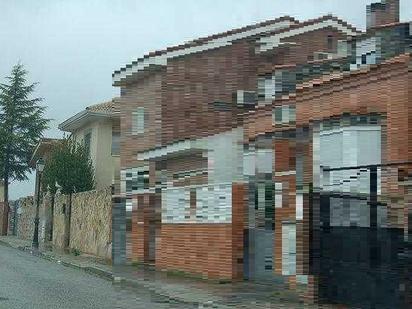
[58, 110, 112, 133]
[257, 16, 361, 53]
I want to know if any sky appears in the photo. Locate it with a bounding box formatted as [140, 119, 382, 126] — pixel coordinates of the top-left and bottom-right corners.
[1, 0, 411, 200]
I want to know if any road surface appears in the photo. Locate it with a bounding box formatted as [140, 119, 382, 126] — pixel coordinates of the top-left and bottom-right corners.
[0, 244, 194, 309]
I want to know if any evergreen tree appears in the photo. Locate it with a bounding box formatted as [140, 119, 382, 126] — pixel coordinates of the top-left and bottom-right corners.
[42, 138, 94, 247]
[0, 63, 49, 235]
[42, 138, 94, 196]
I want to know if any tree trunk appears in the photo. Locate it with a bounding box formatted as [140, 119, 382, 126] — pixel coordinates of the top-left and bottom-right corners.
[49, 194, 55, 242]
[65, 193, 72, 249]
[1, 174, 9, 236]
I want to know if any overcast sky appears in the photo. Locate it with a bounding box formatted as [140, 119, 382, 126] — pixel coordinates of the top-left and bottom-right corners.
[1, 0, 411, 199]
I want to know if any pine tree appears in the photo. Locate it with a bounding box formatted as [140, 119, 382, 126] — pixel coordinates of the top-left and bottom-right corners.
[0, 63, 49, 235]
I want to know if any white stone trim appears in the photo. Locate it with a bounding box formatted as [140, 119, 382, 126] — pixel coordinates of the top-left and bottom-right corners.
[257, 18, 359, 53]
[113, 20, 295, 84]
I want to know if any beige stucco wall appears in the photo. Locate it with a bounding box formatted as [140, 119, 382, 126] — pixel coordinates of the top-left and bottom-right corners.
[71, 118, 119, 190]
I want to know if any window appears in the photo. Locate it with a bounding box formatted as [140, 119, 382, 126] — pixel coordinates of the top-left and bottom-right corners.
[132, 107, 145, 135]
[122, 166, 149, 194]
[272, 105, 296, 125]
[111, 131, 120, 156]
[282, 223, 296, 276]
[327, 35, 334, 50]
[236, 90, 257, 107]
[84, 131, 92, 156]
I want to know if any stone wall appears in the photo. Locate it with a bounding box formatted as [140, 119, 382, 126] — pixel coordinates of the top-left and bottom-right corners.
[7, 200, 18, 236]
[69, 187, 112, 259]
[51, 187, 112, 260]
[38, 193, 54, 245]
[12, 188, 112, 260]
[52, 193, 69, 251]
[16, 196, 35, 241]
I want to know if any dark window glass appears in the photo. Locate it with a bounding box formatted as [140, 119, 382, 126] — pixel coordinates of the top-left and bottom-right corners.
[111, 131, 120, 155]
[327, 35, 334, 50]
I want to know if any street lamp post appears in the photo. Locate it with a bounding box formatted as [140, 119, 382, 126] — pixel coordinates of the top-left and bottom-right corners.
[32, 158, 45, 250]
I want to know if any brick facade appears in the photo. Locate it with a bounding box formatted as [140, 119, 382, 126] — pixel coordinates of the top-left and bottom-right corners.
[114, 10, 410, 307]
[117, 18, 361, 277]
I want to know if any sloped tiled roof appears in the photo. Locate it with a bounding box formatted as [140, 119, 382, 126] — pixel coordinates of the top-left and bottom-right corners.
[59, 98, 120, 132]
[86, 98, 118, 115]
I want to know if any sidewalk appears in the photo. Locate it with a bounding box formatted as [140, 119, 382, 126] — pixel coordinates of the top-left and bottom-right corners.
[114, 264, 310, 309]
[0, 235, 112, 280]
[0, 236, 340, 308]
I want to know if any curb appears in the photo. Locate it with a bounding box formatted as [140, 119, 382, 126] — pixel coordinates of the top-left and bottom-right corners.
[0, 240, 12, 247]
[114, 276, 232, 308]
[114, 277, 201, 306]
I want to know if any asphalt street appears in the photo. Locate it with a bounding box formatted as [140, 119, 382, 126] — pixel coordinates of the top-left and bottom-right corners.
[0, 244, 194, 309]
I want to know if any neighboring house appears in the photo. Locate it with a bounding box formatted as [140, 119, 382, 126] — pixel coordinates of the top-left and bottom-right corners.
[244, 24, 411, 307]
[30, 138, 62, 243]
[30, 138, 63, 168]
[59, 99, 120, 190]
[112, 0, 410, 307]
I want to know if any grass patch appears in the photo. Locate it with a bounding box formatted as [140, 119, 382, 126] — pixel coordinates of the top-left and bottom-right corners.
[71, 248, 81, 256]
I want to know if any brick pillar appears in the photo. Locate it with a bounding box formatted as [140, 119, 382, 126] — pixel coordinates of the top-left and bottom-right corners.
[232, 183, 245, 280]
[131, 195, 144, 262]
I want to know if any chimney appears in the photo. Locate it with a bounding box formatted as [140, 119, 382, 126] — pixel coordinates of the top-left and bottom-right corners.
[366, 0, 400, 30]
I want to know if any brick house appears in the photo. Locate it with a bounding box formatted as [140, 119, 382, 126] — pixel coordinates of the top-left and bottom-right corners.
[113, 0, 411, 307]
[244, 13, 411, 307]
[113, 14, 359, 273]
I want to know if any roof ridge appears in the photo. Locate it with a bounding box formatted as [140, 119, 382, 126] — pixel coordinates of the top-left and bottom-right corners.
[113, 15, 298, 76]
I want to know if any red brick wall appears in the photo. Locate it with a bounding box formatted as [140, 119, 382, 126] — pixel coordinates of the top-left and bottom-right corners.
[120, 71, 164, 169]
[156, 224, 233, 279]
[155, 183, 245, 280]
[161, 40, 256, 145]
[231, 183, 245, 280]
[296, 56, 411, 227]
[257, 28, 347, 74]
[119, 24, 366, 278]
[130, 194, 158, 262]
[244, 55, 412, 279]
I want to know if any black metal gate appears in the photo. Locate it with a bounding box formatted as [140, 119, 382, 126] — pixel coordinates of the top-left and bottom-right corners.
[315, 163, 411, 308]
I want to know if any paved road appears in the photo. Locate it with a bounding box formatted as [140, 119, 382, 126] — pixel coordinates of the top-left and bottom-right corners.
[0, 245, 194, 309]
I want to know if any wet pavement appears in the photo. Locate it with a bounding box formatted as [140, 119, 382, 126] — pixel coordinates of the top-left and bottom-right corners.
[0, 236, 345, 308]
[0, 244, 194, 309]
